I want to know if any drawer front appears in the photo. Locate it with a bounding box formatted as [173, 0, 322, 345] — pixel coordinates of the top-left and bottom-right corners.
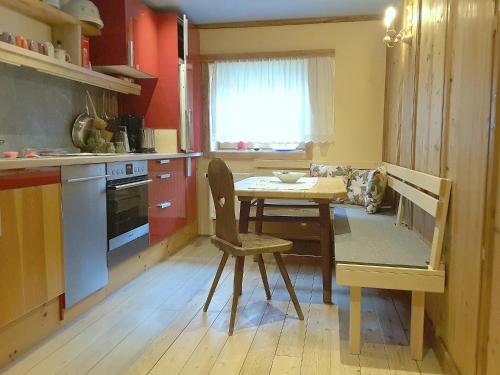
[148, 158, 183, 175]
[148, 170, 184, 206]
[149, 195, 187, 245]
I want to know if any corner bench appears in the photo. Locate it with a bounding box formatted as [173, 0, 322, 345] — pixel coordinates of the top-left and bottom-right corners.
[335, 162, 452, 360]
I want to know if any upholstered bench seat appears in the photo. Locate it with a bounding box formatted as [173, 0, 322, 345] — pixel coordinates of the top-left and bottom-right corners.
[334, 206, 429, 269]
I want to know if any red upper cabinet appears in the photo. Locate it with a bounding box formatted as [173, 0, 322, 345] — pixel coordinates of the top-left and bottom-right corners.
[93, 4, 201, 150]
[147, 13, 181, 131]
[91, 0, 158, 78]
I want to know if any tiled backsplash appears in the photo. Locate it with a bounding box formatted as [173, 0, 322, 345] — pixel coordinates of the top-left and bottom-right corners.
[0, 63, 117, 153]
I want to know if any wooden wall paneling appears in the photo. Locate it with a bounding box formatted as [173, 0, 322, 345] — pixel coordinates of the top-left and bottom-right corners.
[383, 0, 498, 372]
[441, 0, 495, 373]
[479, 57, 500, 375]
[478, 4, 500, 374]
[383, 42, 403, 165]
[398, 0, 420, 170]
[485, 245, 500, 375]
[398, 0, 421, 227]
[414, 0, 447, 176]
[412, 0, 449, 244]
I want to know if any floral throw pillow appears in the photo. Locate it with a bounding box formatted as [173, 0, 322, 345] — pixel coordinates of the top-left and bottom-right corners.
[364, 167, 388, 214]
[310, 164, 351, 203]
[346, 169, 371, 206]
[310, 163, 351, 181]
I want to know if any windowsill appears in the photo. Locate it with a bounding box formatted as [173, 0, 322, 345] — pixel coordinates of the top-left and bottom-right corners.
[209, 149, 308, 160]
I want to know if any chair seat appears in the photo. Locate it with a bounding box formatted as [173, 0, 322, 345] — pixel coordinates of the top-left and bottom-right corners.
[211, 233, 293, 256]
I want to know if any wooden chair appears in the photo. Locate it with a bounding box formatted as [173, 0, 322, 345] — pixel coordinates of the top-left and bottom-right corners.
[205, 158, 304, 335]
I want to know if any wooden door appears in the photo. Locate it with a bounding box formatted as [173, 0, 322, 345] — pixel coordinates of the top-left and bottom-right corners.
[0, 184, 64, 328]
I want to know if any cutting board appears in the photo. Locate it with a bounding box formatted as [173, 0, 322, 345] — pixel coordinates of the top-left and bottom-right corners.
[154, 129, 178, 153]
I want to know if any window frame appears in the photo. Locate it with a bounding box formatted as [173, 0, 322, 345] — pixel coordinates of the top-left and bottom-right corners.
[200, 49, 335, 159]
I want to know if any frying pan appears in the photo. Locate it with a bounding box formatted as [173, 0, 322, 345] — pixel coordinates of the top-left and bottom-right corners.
[71, 95, 93, 148]
[71, 113, 93, 148]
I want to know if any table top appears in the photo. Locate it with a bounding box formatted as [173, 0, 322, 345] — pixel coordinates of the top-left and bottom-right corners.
[234, 176, 348, 201]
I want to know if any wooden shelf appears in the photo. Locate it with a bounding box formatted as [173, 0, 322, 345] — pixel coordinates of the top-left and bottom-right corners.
[0, 0, 101, 36]
[0, 41, 140, 95]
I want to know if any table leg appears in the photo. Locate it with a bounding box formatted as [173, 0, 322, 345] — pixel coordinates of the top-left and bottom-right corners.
[319, 202, 333, 304]
[239, 199, 251, 234]
[255, 199, 264, 234]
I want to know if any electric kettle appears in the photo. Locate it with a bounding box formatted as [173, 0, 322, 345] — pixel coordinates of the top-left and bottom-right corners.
[141, 128, 156, 153]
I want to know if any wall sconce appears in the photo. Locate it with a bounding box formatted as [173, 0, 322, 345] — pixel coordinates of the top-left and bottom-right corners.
[383, 6, 413, 48]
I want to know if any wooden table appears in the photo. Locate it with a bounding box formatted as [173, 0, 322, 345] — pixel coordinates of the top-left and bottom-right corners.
[234, 176, 347, 303]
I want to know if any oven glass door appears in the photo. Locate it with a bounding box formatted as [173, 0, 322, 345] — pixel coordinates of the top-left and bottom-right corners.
[107, 177, 150, 251]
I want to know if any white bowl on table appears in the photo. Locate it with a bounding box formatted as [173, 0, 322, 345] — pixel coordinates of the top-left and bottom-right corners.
[272, 171, 307, 183]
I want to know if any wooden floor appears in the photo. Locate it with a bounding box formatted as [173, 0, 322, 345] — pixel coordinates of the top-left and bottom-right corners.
[0, 237, 443, 375]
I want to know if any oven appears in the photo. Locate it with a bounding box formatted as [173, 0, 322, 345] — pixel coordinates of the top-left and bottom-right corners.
[106, 161, 151, 258]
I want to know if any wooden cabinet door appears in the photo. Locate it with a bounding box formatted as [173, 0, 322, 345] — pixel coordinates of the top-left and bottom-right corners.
[0, 184, 64, 328]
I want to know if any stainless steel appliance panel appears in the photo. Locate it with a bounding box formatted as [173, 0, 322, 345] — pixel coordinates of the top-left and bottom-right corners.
[106, 160, 150, 256]
[61, 164, 109, 308]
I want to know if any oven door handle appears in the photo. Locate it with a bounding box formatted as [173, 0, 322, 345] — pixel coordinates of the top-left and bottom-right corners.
[110, 179, 153, 190]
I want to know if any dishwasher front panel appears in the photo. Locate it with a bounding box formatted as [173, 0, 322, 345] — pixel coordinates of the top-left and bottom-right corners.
[61, 164, 109, 308]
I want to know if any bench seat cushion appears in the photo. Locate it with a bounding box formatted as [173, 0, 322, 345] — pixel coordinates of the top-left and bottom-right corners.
[334, 206, 430, 269]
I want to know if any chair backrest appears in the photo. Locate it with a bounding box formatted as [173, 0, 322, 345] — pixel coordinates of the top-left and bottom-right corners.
[382, 162, 452, 270]
[208, 158, 242, 247]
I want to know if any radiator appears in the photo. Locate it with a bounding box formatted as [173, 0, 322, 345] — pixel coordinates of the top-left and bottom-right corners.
[208, 172, 253, 219]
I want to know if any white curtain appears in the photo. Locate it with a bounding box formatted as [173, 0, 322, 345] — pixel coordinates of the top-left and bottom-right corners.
[209, 55, 335, 145]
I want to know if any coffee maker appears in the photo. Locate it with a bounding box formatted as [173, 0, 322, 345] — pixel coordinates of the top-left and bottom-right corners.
[119, 115, 144, 153]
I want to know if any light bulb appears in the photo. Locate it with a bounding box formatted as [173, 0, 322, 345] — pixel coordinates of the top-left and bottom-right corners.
[384, 6, 397, 28]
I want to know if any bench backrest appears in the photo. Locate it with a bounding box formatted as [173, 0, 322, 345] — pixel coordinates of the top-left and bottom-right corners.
[382, 162, 452, 270]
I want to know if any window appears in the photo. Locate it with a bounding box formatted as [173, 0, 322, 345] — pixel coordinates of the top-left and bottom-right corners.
[208, 54, 335, 151]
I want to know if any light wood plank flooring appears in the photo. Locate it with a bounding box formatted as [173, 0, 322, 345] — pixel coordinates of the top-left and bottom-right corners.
[0, 237, 443, 375]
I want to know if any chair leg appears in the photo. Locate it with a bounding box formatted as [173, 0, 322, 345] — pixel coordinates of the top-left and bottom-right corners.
[410, 291, 425, 360]
[204, 252, 229, 312]
[349, 287, 362, 354]
[256, 254, 272, 300]
[229, 256, 244, 335]
[238, 257, 245, 295]
[273, 253, 304, 320]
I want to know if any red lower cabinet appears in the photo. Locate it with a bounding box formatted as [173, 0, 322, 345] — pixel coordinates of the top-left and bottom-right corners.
[148, 158, 187, 245]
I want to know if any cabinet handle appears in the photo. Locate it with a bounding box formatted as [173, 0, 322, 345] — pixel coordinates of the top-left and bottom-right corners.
[65, 175, 110, 183]
[159, 159, 170, 165]
[157, 201, 172, 209]
[183, 14, 189, 60]
[128, 40, 134, 67]
[158, 173, 171, 180]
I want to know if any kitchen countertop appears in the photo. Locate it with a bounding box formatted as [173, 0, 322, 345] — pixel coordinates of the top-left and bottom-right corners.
[0, 152, 203, 171]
